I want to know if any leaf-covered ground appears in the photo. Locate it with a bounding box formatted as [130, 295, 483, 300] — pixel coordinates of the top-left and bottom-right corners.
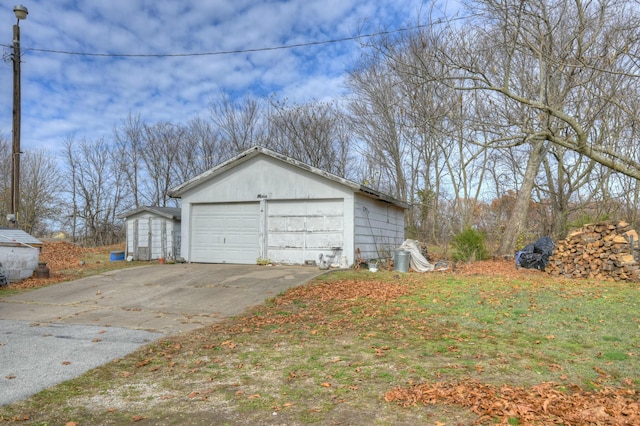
[1, 250, 639, 425]
[5, 241, 131, 290]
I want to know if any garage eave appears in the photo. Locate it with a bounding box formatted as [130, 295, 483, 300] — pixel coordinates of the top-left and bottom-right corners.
[357, 186, 409, 209]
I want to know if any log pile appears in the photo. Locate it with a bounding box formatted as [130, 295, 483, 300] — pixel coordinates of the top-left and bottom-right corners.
[546, 221, 640, 281]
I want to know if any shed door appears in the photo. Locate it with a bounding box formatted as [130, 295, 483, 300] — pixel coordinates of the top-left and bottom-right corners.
[190, 203, 260, 264]
[267, 199, 343, 264]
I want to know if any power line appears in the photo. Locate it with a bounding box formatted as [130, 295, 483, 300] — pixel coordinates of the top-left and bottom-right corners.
[4, 23, 432, 58]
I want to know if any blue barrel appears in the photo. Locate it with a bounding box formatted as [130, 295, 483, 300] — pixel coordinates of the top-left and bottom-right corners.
[110, 251, 125, 261]
[394, 250, 410, 273]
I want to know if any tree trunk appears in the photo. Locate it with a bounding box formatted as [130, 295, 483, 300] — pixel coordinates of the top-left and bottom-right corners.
[497, 140, 548, 255]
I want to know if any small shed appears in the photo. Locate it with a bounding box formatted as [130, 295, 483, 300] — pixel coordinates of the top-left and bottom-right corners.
[0, 228, 43, 281]
[120, 206, 181, 261]
[168, 146, 408, 266]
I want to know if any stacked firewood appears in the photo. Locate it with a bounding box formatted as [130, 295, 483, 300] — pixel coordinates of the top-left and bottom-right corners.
[546, 221, 640, 281]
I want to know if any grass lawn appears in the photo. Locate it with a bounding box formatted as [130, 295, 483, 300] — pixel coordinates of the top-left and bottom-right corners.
[1, 264, 639, 425]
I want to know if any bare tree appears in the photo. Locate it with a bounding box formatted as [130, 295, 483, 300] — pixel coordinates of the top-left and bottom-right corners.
[347, 58, 410, 199]
[113, 113, 145, 210]
[17, 149, 63, 235]
[267, 99, 353, 178]
[62, 137, 123, 245]
[348, 35, 495, 244]
[183, 117, 224, 175]
[0, 134, 11, 225]
[372, 0, 640, 254]
[210, 92, 266, 154]
[140, 122, 183, 207]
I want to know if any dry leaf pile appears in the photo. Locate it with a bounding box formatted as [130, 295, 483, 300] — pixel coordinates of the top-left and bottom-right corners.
[276, 278, 411, 304]
[453, 258, 542, 279]
[232, 279, 411, 334]
[385, 380, 640, 424]
[9, 241, 124, 289]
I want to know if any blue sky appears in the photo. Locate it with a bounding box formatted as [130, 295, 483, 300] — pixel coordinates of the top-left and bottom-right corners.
[0, 0, 440, 152]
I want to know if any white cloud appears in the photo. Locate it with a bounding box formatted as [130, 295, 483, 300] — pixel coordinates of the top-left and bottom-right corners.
[0, 0, 427, 152]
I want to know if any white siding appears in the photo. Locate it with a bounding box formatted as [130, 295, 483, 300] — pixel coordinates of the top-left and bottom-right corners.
[0, 246, 39, 281]
[125, 213, 180, 260]
[354, 194, 405, 261]
[267, 199, 344, 264]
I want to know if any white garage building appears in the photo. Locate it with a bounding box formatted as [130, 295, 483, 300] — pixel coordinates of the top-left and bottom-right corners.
[168, 146, 407, 267]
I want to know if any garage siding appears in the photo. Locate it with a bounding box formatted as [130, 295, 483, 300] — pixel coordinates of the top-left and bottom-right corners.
[191, 203, 260, 264]
[267, 199, 343, 264]
[354, 196, 405, 261]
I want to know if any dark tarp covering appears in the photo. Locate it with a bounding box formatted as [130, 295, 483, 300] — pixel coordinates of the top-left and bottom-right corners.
[515, 236, 554, 271]
[0, 262, 8, 286]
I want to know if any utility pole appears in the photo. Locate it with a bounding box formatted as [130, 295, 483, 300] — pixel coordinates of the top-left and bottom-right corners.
[9, 5, 28, 227]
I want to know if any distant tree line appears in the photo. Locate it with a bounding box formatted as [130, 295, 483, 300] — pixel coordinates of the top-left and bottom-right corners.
[2, 0, 640, 254]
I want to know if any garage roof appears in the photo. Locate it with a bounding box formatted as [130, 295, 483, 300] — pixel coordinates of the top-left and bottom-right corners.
[118, 206, 182, 220]
[169, 146, 409, 209]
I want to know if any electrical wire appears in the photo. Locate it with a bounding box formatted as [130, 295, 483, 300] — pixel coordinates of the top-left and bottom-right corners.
[1, 23, 434, 58]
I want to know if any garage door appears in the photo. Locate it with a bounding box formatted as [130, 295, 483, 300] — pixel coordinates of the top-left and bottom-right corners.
[267, 199, 343, 264]
[190, 203, 260, 264]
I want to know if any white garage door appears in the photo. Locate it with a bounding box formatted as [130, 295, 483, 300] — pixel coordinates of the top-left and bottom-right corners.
[267, 199, 343, 264]
[190, 203, 260, 264]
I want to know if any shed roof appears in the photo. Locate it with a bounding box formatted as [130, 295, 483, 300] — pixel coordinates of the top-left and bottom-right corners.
[118, 206, 182, 220]
[168, 146, 409, 209]
[0, 228, 43, 247]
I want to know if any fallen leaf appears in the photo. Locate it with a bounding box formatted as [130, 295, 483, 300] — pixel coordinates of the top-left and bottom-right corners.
[132, 415, 146, 422]
[135, 359, 151, 368]
[594, 366, 608, 377]
[320, 382, 332, 387]
[62, 361, 71, 365]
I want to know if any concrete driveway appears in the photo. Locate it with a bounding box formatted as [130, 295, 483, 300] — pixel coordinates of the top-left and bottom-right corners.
[0, 263, 323, 405]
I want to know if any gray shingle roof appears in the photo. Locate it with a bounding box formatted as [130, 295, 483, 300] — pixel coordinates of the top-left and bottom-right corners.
[0, 229, 43, 247]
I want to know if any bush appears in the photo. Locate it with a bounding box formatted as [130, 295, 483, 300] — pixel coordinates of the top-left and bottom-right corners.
[452, 228, 490, 262]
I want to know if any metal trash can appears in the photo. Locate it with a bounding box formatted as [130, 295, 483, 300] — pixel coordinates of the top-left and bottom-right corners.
[394, 249, 410, 273]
